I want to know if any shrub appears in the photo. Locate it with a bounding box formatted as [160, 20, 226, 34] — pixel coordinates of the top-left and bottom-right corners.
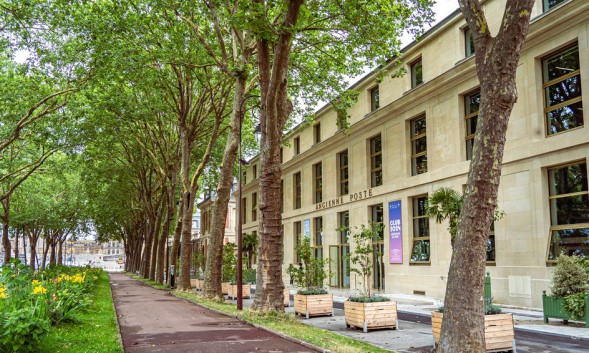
[222, 243, 237, 283]
[347, 223, 383, 298]
[348, 295, 390, 303]
[551, 254, 588, 297]
[287, 236, 328, 294]
[563, 292, 586, 320]
[437, 298, 502, 315]
[243, 268, 256, 284]
[297, 288, 328, 295]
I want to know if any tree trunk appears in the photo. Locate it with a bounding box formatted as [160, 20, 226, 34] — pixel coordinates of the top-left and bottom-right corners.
[42, 235, 50, 269]
[27, 228, 39, 271]
[149, 206, 163, 281]
[178, 184, 197, 290]
[439, 1, 535, 352]
[157, 175, 177, 284]
[169, 198, 184, 285]
[204, 73, 248, 299]
[13, 226, 19, 260]
[141, 215, 154, 277]
[252, 0, 303, 311]
[49, 231, 58, 267]
[1, 196, 11, 264]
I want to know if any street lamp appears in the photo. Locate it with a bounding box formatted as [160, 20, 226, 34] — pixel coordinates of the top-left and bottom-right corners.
[237, 94, 260, 310]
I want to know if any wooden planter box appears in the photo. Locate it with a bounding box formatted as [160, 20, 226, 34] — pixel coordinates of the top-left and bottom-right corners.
[284, 288, 291, 307]
[221, 282, 230, 295]
[432, 312, 515, 352]
[190, 279, 197, 288]
[344, 300, 398, 332]
[227, 284, 251, 299]
[294, 293, 333, 319]
[195, 279, 204, 290]
[542, 290, 589, 327]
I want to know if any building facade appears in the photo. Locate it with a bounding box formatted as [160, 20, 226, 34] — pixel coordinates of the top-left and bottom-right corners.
[239, 0, 588, 308]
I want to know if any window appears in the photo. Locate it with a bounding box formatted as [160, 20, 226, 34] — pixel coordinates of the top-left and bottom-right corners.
[314, 123, 321, 144]
[313, 217, 323, 260]
[280, 147, 283, 164]
[547, 161, 589, 260]
[330, 211, 350, 288]
[241, 197, 247, 224]
[411, 58, 423, 88]
[543, 45, 583, 135]
[464, 27, 475, 57]
[314, 162, 323, 203]
[410, 195, 430, 262]
[339, 150, 349, 196]
[294, 221, 302, 263]
[371, 204, 385, 290]
[242, 171, 247, 184]
[293, 172, 301, 209]
[543, 0, 566, 12]
[370, 135, 383, 187]
[370, 86, 380, 112]
[487, 223, 496, 263]
[294, 136, 301, 155]
[253, 164, 258, 179]
[411, 115, 428, 175]
[465, 91, 480, 160]
[251, 192, 257, 222]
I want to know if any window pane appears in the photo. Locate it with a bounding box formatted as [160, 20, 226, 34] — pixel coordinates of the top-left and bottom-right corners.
[550, 194, 589, 225]
[545, 75, 581, 107]
[414, 197, 428, 216]
[465, 28, 475, 57]
[544, 46, 580, 82]
[549, 163, 588, 196]
[371, 135, 382, 153]
[412, 155, 428, 175]
[466, 139, 475, 161]
[371, 88, 380, 112]
[412, 117, 426, 136]
[544, 0, 566, 11]
[372, 153, 382, 169]
[546, 101, 584, 134]
[412, 60, 423, 87]
[412, 136, 427, 154]
[466, 116, 478, 136]
[486, 235, 496, 262]
[410, 240, 430, 261]
[413, 217, 430, 237]
[548, 228, 589, 260]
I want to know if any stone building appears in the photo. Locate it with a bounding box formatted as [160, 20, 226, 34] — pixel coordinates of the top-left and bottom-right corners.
[238, 0, 589, 308]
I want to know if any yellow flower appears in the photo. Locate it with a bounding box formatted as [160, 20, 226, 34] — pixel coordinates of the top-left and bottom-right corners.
[32, 286, 47, 295]
[32, 280, 40, 286]
[0, 287, 7, 299]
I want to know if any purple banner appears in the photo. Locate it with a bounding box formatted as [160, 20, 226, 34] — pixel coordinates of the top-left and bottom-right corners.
[389, 200, 403, 264]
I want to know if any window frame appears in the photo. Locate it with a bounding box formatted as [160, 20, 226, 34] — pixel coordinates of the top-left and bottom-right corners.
[410, 115, 428, 175]
[369, 85, 380, 112]
[410, 195, 431, 264]
[542, 44, 583, 136]
[294, 221, 302, 264]
[464, 90, 480, 161]
[338, 150, 349, 196]
[543, 0, 567, 12]
[546, 160, 589, 262]
[370, 134, 383, 187]
[370, 204, 385, 291]
[293, 172, 302, 209]
[251, 192, 257, 222]
[313, 217, 323, 260]
[464, 27, 475, 57]
[410, 57, 423, 88]
[314, 162, 323, 203]
[314, 122, 321, 144]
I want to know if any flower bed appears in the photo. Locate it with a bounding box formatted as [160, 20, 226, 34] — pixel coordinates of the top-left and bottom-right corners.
[0, 260, 101, 352]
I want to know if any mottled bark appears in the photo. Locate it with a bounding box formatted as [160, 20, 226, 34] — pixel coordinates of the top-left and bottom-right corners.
[169, 198, 184, 283]
[157, 180, 176, 284]
[13, 227, 19, 260]
[439, 1, 535, 352]
[149, 206, 163, 281]
[252, 0, 303, 311]
[204, 75, 248, 299]
[27, 227, 40, 270]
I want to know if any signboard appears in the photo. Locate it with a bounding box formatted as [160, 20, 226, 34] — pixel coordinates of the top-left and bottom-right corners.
[303, 219, 311, 238]
[389, 200, 403, 264]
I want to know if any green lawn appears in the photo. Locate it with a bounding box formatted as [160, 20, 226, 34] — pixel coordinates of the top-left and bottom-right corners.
[37, 271, 122, 353]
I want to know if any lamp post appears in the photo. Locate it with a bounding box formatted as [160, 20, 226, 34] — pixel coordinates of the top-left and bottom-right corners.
[237, 94, 260, 310]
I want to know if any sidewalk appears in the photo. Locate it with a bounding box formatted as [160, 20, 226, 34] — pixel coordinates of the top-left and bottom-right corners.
[109, 273, 318, 353]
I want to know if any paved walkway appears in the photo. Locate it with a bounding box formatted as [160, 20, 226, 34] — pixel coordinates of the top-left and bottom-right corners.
[109, 273, 316, 353]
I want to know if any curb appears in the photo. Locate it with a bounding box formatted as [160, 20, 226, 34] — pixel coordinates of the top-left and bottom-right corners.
[107, 272, 125, 353]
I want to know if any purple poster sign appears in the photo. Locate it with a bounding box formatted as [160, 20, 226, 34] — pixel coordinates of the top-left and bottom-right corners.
[389, 200, 403, 264]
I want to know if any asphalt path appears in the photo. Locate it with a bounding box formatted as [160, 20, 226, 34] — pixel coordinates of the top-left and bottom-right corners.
[110, 273, 317, 353]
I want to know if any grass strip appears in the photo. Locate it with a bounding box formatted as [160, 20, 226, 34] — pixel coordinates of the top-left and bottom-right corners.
[37, 271, 122, 353]
[127, 272, 168, 290]
[127, 273, 392, 353]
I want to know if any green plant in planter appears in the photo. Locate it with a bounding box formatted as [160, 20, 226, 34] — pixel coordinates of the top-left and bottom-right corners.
[287, 236, 328, 295]
[222, 243, 237, 283]
[437, 298, 502, 315]
[347, 223, 388, 302]
[551, 253, 589, 320]
[193, 251, 205, 280]
[243, 268, 256, 284]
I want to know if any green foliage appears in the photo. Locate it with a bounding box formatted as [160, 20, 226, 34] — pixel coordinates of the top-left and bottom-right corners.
[243, 268, 257, 284]
[551, 254, 589, 297]
[192, 251, 205, 280]
[222, 243, 237, 283]
[563, 292, 586, 320]
[347, 223, 383, 298]
[297, 288, 328, 295]
[287, 236, 328, 293]
[0, 260, 101, 352]
[437, 298, 502, 315]
[348, 295, 390, 303]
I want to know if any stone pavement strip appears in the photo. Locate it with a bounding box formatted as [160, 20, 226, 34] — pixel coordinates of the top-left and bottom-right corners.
[110, 273, 317, 353]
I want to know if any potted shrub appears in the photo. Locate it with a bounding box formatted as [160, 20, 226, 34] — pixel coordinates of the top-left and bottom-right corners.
[228, 268, 255, 300]
[432, 299, 515, 352]
[543, 253, 589, 327]
[221, 243, 236, 295]
[288, 237, 332, 319]
[343, 224, 397, 332]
